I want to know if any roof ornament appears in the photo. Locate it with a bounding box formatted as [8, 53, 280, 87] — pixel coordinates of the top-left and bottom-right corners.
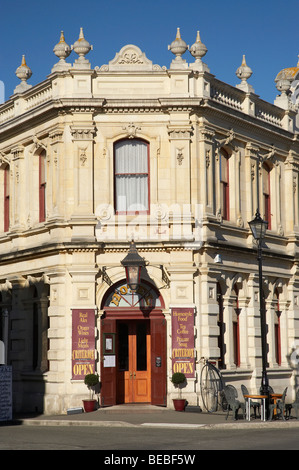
[274, 56, 299, 108]
[72, 27, 93, 69]
[52, 31, 72, 72]
[275, 69, 292, 95]
[189, 31, 209, 72]
[236, 55, 254, 93]
[14, 55, 32, 94]
[274, 69, 293, 109]
[168, 28, 188, 69]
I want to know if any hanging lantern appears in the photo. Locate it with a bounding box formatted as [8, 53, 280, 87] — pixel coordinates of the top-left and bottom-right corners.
[121, 241, 145, 293]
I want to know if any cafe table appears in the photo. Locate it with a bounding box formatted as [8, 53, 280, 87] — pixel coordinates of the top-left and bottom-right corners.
[244, 395, 268, 421]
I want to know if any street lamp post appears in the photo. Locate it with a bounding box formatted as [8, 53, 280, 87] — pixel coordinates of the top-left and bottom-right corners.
[248, 209, 269, 396]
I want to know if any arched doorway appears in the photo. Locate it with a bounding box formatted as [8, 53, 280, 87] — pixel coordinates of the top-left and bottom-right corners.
[100, 280, 166, 407]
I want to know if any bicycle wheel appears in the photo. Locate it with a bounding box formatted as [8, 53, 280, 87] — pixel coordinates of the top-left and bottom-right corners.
[208, 363, 226, 411]
[200, 363, 220, 412]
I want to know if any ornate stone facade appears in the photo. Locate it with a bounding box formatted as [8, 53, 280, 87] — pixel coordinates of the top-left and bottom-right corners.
[1, 28, 299, 414]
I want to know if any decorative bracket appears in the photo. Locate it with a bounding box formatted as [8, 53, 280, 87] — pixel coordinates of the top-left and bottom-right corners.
[102, 267, 113, 287]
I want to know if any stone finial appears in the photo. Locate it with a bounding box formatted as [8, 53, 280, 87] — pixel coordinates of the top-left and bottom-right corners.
[52, 31, 71, 72]
[275, 69, 292, 95]
[189, 31, 209, 72]
[274, 56, 299, 108]
[235, 55, 254, 93]
[168, 28, 188, 69]
[14, 55, 32, 94]
[71, 27, 93, 69]
[274, 69, 292, 109]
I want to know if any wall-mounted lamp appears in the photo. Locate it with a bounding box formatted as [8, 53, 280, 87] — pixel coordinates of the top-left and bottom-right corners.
[120, 241, 146, 293]
[102, 241, 170, 291]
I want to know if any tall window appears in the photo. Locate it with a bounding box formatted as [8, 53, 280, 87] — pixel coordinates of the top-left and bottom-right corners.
[232, 286, 240, 367]
[262, 163, 271, 229]
[4, 166, 10, 232]
[220, 149, 229, 220]
[114, 139, 149, 213]
[39, 151, 46, 222]
[274, 288, 281, 366]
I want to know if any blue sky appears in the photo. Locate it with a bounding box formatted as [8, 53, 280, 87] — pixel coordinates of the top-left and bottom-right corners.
[1, 0, 298, 104]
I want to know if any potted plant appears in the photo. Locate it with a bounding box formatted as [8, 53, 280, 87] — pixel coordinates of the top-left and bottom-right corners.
[171, 372, 186, 411]
[83, 373, 100, 412]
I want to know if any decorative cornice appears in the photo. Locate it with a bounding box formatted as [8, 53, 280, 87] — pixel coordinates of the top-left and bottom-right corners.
[167, 124, 193, 139]
[10, 145, 24, 161]
[49, 126, 64, 144]
[199, 127, 215, 142]
[70, 124, 96, 141]
[245, 142, 260, 157]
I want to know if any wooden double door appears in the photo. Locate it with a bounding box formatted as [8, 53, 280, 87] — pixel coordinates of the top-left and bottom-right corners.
[101, 314, 166, 407]
[117, 320, 151, 403]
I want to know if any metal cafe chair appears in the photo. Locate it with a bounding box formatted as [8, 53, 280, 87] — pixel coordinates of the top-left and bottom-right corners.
[223, 385, 245, 421]
[269, 387, 288, 420]
[241, 384, 260, 419]
[287, 389, 299, 419]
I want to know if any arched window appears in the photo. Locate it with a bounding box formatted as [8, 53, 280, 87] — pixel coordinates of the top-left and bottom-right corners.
[4, 165, 10, 232]
[220, 149, 229, 220]
[39, 151, 46, 222]
[217, 283, 225, 369]
[232, 285, 240, 367]
[262, 163, 271, 229]
[114, 139, 149, 214]
[274, 288, 281, 366]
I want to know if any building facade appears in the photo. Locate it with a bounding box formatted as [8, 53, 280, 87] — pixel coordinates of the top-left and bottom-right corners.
[1, 28, 299, 414]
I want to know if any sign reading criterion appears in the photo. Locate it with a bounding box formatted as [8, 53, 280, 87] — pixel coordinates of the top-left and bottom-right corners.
[172, 308, 195, 377]
[72, 309, 95, 380]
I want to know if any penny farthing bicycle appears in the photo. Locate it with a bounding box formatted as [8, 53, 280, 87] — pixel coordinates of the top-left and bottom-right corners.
[200, 358, 224, 413]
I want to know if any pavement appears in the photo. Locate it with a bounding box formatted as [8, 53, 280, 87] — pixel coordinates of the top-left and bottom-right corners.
[9, 404, 299, 430]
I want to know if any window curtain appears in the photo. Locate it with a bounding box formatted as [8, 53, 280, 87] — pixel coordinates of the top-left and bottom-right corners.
[115, 140, 148, 212]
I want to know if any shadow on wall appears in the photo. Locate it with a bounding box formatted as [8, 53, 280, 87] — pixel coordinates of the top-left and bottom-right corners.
[0, 278, 49, 415]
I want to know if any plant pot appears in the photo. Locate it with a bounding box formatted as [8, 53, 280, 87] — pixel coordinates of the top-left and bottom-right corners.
[173, 399, 186, 411]
[82, 399, 97, 413]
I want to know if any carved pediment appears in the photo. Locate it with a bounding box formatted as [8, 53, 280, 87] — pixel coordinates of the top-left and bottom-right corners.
[98, 44, 166, 72]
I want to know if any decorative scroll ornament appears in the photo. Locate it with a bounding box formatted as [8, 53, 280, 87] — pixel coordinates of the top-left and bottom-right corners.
[122, 122, 141, 139]
[30, 136, 47, 154]
[215, 129, 236, 157]
[0, 152, 10, 166]
[176, 148, 184, 165]
[98, 44, 166, 72]
[258, 145, 276, 167]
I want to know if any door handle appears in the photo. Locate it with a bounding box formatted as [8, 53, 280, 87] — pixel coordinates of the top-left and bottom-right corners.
[133, 372, 136, 379]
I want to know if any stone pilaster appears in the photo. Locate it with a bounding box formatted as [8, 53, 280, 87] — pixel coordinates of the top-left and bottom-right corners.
[70, 121, 97, 240]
